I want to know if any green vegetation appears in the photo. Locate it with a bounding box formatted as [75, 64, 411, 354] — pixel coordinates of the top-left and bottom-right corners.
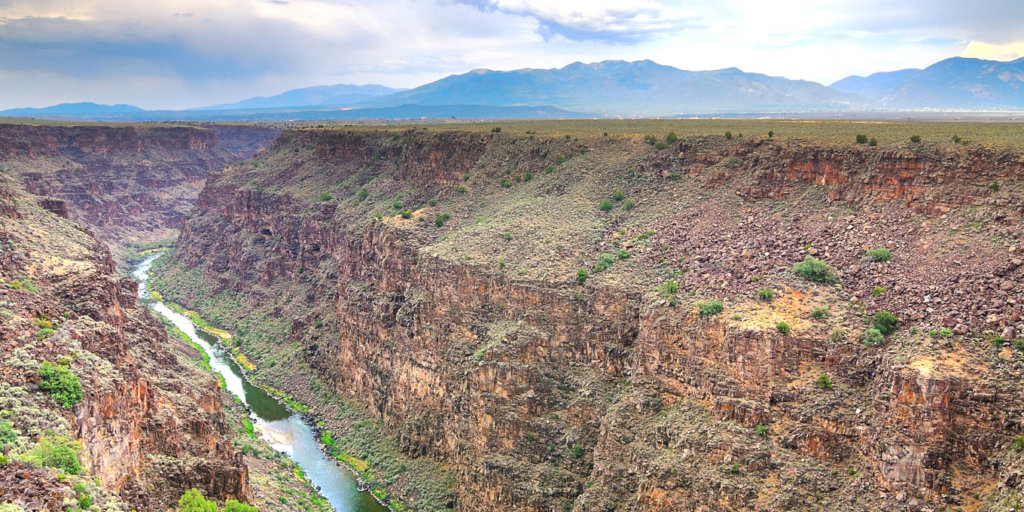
[7, 275, 38, 294]
[599, 198, 614, 211]
[862, 328, 884, 346]
[644, 135, 657, 145]
[660, 280, 679, 294]
[665, 131, 678, 143]
[724, 131, 732, 140]
[910, 135, 921, 143]
[613, 190, 625, 201]
[457, 185, 467, 193]
[491, 127, 501, 133]
[319, 193, 332, 201]
[503, 232, 513, 241]
[28, 435, 81, 475]
[655, 142, 669, 150]
[500, 178, 512, 188]
[623, 199, 635, 210]
[931, 328, 953, 338]
[594, 253, 615, 272]
[810, 306, 829, 320]
[768, 130, 774, 138]
[792, 256, 836, 283]
[428, 198, 437, 206]
[400, 210, 412, 219]
[992, 180, 1000, 192]
[871, 286, 886, 297]
[392, 201, 402, 209]
[757, 287, 774, 302]
[1011, 436, 1024, 452]
[358, 188, 369, 201]
[617, 249, 630, 260]
[544, 165, 554, 174]
[856, 134, 868, 144]
[0, 421, 17, 446]
[869, 137, 878, 147]
[817, 374, 833, 389]
[38, 361, 82, 409]
[523, 172, 533, 182]
[776, 321, 790, 335]
[866, 247, 891, 262]
[577, 269, 588, 285]
[756, 423, 767, 437]
[872, 311, 898, 335]
[698, 300, 724, 318]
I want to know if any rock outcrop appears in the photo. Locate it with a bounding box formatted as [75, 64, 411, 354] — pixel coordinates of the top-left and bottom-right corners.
[157, 127, 1024, 511]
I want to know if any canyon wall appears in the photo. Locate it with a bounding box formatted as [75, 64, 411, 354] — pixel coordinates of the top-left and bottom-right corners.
[157, 128, 1024, 511]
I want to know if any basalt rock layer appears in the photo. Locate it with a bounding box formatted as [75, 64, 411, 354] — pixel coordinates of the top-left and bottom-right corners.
[0, 174, 251, 510]
[0, 123, 252, 256]
[156, 128, 1024, 511]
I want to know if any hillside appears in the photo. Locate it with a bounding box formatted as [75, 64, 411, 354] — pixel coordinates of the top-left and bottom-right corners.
[195, 84, 403, 110]
[152, 121, 1024, 511]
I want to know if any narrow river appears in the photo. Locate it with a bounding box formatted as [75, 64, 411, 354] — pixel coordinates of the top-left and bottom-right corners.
[133, 254, 387, 512]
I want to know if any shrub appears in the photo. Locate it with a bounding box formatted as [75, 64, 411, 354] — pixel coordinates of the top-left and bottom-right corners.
[428, 198, 437, 207]
[869, 137, 878, 147]
[544, 166, 554, 174]
[503, 232, 513, 241]
[829, 328, 845, 343]
[463, 173, 471, 181]
[514, 174, 522, 182]
[178, 489, 218, 512]
[655, 142, 668, 150]
[910, 135, 921, 143]
[555, 155, 567, 165]
[698, 300, 724, 318]
[792, 256, 836, 283]
[866, 247, 891, 262]
[776, 321, 790, 335]
[644, 135, 657, 145]
[523, 172, 533, 182]
[491, 127, 501, 133]
[222, 501, 259, 512]
[768, 130, 774, 138]
[871, 286, 886, 297]
[862, 328, 884, 346]
[661, 280, 679, 294]
[78, 495, 93, 509]
[29, 435, 81, 475]
[392, 201, 402, 209]
[0, 420, 18, 445]
[931, 328, 953, 338]
[1011, 436, 1024, 452]
[358, 188, 369, 201]
[577, 269, 588, 285]
[624, 199, 635, 210]
[599, 199, 614, 211]
[613, 190, 625, 201]
[723, 131, 732, 140]
[810, 307, 829, 320]
[39, 361, 82, 409]
[756, 423, 767, 437]
[594, 253, 615, 273]
[666, 132, 678, 143]
[319, 192, 332, 201]
[872, 311, 898, 335]
[500, 179, 512, 188]
[992, 180, 1000, 192]
[757, 287, 774, 301]
[817, 373, 832, 389]
[617, 249, 630, 260]
[856, 134, 868, 144]
[434, 216, 445, 227]
[498, 257, 505, 269]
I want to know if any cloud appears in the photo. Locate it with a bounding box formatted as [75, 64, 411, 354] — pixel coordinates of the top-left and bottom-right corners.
[460, 0, 699, 43]
[962, 41, 1024, 61]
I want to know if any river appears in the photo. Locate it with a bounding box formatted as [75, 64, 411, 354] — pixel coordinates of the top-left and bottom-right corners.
[133, 254, 387, 512]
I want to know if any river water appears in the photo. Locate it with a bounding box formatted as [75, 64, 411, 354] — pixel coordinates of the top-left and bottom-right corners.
[133, 254, 386, 512]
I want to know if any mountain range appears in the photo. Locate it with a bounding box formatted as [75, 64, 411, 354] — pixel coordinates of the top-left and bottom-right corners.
[4, 56, 1024, 120]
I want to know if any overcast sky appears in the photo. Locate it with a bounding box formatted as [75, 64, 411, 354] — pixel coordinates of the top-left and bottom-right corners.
[1, 0, 1022, 110]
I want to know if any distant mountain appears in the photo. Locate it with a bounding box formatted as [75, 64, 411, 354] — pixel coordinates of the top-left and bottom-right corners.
[0, 102, 144, 116]
[830, 57, 1024, 109]
[363, 60, 874, 116]
[829, 69, 920, 98]
[194, 84, 404, 110]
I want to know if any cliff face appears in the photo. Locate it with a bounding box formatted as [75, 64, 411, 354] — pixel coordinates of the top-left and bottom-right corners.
[0, 124, 253, 256]
[205, 124, 283, 158]
[0, 175, 250, 510]
[158, 128, 1024, 511]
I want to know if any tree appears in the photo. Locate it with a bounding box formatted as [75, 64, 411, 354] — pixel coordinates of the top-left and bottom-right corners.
[38, 361, 82, 409]
[178, 489, 218, 512]
[725, 131, 733, 140]
[872, 311, 898, 335]
[29, 435, 82, 475]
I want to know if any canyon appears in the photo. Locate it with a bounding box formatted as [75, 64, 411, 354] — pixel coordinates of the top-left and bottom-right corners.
[2, 120, 1023, 512]
[150, 124, 1024, 511]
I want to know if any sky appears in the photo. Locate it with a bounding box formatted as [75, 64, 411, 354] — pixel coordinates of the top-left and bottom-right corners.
[1, 0, 1023, 110]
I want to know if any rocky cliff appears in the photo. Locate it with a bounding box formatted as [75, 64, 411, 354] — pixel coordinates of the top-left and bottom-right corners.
[155, 126, 1024, 511]
[0, 174, 251, 510]
[0, 123, 259, 258]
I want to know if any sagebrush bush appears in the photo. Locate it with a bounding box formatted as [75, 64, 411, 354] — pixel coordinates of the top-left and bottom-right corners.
[757, 287, 774, 301]
[810, 306, 829, 320]
[862, 328, 884, 346]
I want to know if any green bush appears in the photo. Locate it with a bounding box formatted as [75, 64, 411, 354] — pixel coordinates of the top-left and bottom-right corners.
[319, 192, 332, 201]
[992, 180, 1000, 191]
[222, 501, 258, 512]
[491, 127, 501, 133]
[498, 257, 505, 269]
[768, 130, 774, 138]
[544, 165, 554, 174]
[817, 374, 832, 389]
[862, 328, 884, 346]
[577, 269, 588, 285]
[644, 135, 657, 145]
[39, 361, 82, 409]
[358, 188, 369, 201]
[866, 248, 891, 262]
[872, 311, 898, 335]
[757, 287, 774, 301]
[661, 280, 678, 294]
[756, 423, 767, 437]
[500, 178, 512, 188]
[434, 216, 445, 227]
[178, 489, 218, 512]
[724, 131, 733, 140]
[776, 321, 790, 334]
[856, 134, 868, 144]
[1011, 436, 1024, 452]
[617, 249, 630, 260]
[666, 132, 678, 143]
[792, 256, 836, 283]
[869, 137, 878, 147]
[829, 328, 844, 343]
[503, 232, 513, 241]
[623, 199, 635, 210]
[29, 435, 81, 475]
[655, 142, 668, 150]
[613, 190, 625, 201]
[463, 173, 471, 181]
[457, 185, 467, 193]
[698, 300, 724, 318]
[910, 135, 921, 143]
[599, 199, 614, 211]
[428, 198, 437, 207]
[400, 210, 412, 219]
[392, 201, 402, 209]
[810, 307, 829, 320]
[0, 420, 18, 445]
[871, 286, 886, 297]
[594, 253, 615, 273]
[523, 172, 533, 182]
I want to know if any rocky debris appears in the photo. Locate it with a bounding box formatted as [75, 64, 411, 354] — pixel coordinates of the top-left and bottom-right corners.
[0, 462, 74, 511]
